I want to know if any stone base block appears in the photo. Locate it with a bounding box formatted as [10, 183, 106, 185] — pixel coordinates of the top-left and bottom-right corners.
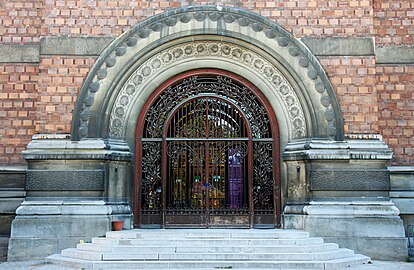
[0, 237, 8, 261]
[8, 237, 89, 261]
[322, 237, 408, 261]
[284, 201, 408, 261]
[7, 200, 132, 261]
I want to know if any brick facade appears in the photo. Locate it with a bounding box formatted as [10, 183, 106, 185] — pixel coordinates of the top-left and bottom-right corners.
[0, 0, 413, 165]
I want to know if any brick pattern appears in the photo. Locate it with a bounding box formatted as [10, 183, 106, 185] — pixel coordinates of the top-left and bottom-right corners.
[0, 64, 38, 164]
[320, 56, 379, 134]
[2, 0, 376, 41]
[36, 56, 95, 134]
[377, 65, 414, 165]
[0, 0, 42, 43]
[0, 0, 413, 165]
[373, 0, 414, 46]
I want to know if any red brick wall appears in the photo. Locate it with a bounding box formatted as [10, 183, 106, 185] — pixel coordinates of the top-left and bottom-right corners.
[0, 64, 38, 164]
[373, 0, 414, 46]
[36, 56, 95, 133]
[0, 0, 42, 43]
[373, 0, 414, 164]
[0, 0, 412, 165]
[377, 65, 414, 164]
[320, 56, 379, 134]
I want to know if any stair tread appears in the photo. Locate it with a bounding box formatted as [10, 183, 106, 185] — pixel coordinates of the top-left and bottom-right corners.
[47, 229, 370, 269]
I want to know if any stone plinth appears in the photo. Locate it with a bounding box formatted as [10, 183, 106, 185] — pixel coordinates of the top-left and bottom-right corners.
[284, 200, 408, 260]
[7, 199, 132, 261]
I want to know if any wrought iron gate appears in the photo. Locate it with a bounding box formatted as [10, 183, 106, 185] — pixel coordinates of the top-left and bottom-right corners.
[137, 71, 280, 228]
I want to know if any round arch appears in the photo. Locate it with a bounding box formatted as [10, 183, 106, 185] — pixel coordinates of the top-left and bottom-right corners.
[71, 5, 344, 144]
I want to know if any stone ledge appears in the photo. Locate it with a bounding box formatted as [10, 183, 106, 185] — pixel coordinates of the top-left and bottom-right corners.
[40, 36, 114, 56]
[376, 46, 414, 64]
[2, 37, 411, 64]
[301, 37, 374, 56]
[283, 138, 392, 161]
[0, 44, 39, 63]
[23, 135, 132, 161]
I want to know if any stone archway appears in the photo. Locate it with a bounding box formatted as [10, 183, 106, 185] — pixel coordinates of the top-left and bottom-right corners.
[71, 5, 344, 144]
[69, 5, 346, 228]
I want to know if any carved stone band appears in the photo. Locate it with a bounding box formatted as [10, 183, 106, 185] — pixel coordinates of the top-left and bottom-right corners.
[109, 41, 306, 139]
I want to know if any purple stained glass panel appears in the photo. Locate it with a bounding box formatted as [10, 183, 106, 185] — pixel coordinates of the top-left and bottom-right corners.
[228, 148, 244, 208]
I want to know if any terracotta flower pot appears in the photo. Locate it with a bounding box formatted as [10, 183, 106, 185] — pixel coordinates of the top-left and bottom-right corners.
[112, 220, 124, 231]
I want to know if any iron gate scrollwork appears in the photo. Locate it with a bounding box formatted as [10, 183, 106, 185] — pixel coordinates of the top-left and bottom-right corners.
[138, 72, 279, 227]
[141, 142, 162, 213]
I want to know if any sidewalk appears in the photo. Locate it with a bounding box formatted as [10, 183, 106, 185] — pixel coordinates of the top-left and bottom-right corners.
[0, 260, 413, 270]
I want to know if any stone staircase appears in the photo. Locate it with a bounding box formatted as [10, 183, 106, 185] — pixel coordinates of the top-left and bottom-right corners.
[46, 229, 370, 269]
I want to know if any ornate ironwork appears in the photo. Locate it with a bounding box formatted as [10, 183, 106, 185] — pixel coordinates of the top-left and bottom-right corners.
[144, 76, 271, 138]
[140, 75, 277, 226]
[141, 142, 162, 210]
[167, 141, 205, 167]
[253, 141, 274, 211]
[165, 207, 203, 215]
[210, 207, 249, 215]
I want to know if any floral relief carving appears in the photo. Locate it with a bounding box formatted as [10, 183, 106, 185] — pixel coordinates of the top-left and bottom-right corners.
[109, 41, 307, 139]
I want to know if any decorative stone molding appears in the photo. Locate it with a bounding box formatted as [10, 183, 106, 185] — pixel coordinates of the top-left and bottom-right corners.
[109, 41, 306, 139]
[26, 170, 105, 191]
[283, 137, 393, 161]
[72, 5, 344, 141]
[23, 134, 132, 161]
[309, 169, 390, 191]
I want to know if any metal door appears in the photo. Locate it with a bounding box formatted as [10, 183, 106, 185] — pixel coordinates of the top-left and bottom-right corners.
[164, 98, 249, 227]
[137, 72, 279, 228]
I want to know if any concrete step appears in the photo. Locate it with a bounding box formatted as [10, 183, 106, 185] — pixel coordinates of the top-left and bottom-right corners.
[47, 254, 370, 269]
[92, 237, 325, 246]
[105, 229, 310, 239]
[61, 247, 354, 261]
[46, 229, 371, 269]
[77, 242, 340, 253]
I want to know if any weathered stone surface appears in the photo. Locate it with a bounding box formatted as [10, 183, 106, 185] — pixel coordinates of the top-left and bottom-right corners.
[376, 46, 414, 64]
[0, 198, 24, 213]
[23, 135, 132, 161]
[389, 166, 414, 190]
[0, 167, 26, 189]
[0, 216, 14, 236]
[40, 36, 114, 56]
[283, 137, 392, 161]
[25, 170, 105, 191]
[310, 169, 390, 191]
[70, 5, 344, 141]
[0, 44, 39, 63]
[301, 37, 374, 56]
[7, 200, 132, 260]
[0, 237, 8, 261]
[284, 201, 408, 260]
[392, 198, 414, 214]
[322, 236, 408, 261]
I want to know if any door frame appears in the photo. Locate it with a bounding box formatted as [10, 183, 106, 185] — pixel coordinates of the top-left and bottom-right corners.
[134, 69, 281, 228]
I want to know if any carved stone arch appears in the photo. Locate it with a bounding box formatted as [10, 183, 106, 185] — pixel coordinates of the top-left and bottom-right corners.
[71, 5, 344, 143]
